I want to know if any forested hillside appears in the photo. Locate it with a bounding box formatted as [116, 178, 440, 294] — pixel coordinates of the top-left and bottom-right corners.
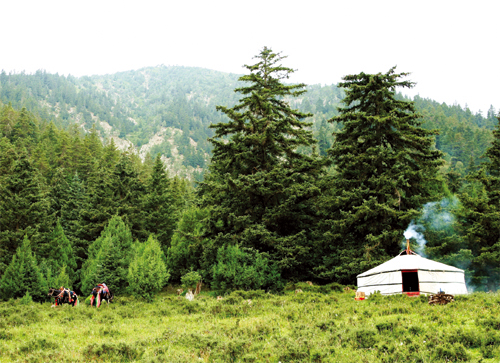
[1, 50, 499, 301]
[1, 67, 497, 180]
[0, 104, 192, 299]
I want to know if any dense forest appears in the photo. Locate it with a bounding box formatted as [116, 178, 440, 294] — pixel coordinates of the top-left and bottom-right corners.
[0, 48, 499, 302]
[1, 65, 497, 180]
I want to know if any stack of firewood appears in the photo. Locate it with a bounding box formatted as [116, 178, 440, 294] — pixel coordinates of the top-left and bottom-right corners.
[428, 292, 454, 305]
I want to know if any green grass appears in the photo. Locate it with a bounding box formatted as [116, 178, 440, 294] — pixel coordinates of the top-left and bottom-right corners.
[1, 289, 499, 362]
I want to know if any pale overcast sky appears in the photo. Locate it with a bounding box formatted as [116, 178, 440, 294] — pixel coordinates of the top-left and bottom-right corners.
[2, 0, 498, 114]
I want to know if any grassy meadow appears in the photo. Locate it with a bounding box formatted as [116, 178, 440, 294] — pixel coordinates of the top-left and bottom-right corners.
[0, 285, 499, 362]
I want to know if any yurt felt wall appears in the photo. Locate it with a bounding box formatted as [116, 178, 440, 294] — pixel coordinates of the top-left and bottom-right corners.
[357, 254, 468, 296]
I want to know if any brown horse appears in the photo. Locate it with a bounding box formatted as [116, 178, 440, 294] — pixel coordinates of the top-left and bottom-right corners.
[48, 287, 78, 307]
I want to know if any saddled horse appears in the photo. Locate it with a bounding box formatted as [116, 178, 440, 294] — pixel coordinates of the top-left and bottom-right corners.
[48, 287, 78, 307]
[90, 286, 114, 307]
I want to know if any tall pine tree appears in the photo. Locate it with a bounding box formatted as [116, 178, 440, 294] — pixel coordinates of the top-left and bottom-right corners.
[460, 112, 500, 290]
[200, 47, 328, 282]
[0, 153, 53, 276]
[143, 154, 178, 254]
[317, 67, 443, 283]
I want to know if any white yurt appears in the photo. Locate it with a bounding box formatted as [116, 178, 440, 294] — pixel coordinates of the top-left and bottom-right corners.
[357, 243, 468, 296]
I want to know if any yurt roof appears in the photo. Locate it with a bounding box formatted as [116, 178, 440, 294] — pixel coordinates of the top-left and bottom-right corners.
[357, 254, 464, 278]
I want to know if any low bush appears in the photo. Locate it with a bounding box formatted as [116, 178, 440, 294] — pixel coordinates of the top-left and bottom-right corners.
[83, 342, 144, 362]
[477, 316, 500, 330]
[19, 338, 59, 353]
[212, 245, 284, 293]
[229, 289, 267, 300]
[347, 327, 379, 349]
[431, 342, 470, 361]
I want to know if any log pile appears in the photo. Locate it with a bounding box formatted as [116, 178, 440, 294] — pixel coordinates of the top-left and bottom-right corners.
[428, 292, 454, 305]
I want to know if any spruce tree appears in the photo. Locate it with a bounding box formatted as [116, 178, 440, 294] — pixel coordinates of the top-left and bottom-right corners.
[317, 67, 443, 283]
[79, 160, 115, 244]
[61, 172, 88, 271]
[460, 113, 500, 290]
[200, 47, 328, 281]
[82, 124, 103, 169]
[0, 153, 53, 276]
[48, 167, 70, 220]
[143, 154, 177, 254]
[80, 215, 133, 294]
[166, 207, 210, 282]
[42, 220, 77, 284]
[0, 137, 16, 177]
[128, 235, 169, 301]
[10, 108, 39, 147]
[0, 235, 47, 301]
[112, 152, 146, 241]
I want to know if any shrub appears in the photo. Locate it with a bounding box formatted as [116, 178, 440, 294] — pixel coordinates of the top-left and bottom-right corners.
[432, 342, 469, 361]
[19, 338, 59, 353]
[229, 290, 268, 300]
[181, 270, 201, 290]
[0, 329, 12, 340]
[477, 316, 500, 330]
[212, 245, 283, 293]
[376, 320, 397, 333]
[446, 328, 482, 348]
[348, 328, 379, 349]
[83, 342, 144, 362]
[19, 290, 33, 305]
[85, 295, 93, 305]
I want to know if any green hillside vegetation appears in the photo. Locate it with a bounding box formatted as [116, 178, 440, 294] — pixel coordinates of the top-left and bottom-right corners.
[0, 47, 499, 301]
[1, 66, 497, 180]
[0, 289, 499, 362]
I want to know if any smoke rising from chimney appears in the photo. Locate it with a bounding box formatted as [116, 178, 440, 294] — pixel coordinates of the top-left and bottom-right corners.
[403, 197, 459, 256]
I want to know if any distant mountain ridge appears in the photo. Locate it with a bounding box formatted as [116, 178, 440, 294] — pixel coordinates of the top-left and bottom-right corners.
[0, 66, 497, 179]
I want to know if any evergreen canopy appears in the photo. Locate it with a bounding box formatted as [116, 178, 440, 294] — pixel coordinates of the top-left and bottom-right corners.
[201, 47, 328, 281]
[317, 67, 443, 283]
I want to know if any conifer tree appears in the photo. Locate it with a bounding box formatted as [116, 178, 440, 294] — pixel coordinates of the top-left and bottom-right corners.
[0, 137, 16, 177]
[80, 215, 133, 294]
[143, 154, 177, 254]
[128, 235, 169, 301]
[61, 172, 88, 270]
[0, 153, 53, 276]
[79, 160, 115, 244]
[0, 103, 18, 139]
[80, 124, 103, 177]
[460, 112, 500, 289]
[102, 138, 121, 169]
[54, 265, 71, 289]
[317, 67, 443, 283]
[200, 47, 328, 281]
[10, 108, 39, 147]
[43, 220, 77, 284]
[48, 167, 70, 220]
[0, 235, 47, 301]
[112, 152, 146, 241]
[166, 207, 210, 282]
